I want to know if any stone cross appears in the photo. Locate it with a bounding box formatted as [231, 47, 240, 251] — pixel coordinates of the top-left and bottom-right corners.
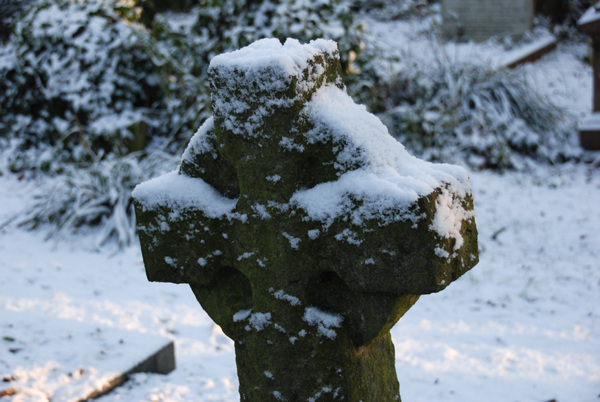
[133, 38, 478, 401]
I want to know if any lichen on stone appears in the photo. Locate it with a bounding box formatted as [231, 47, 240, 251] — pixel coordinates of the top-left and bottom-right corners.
[133, 37, 479, 402]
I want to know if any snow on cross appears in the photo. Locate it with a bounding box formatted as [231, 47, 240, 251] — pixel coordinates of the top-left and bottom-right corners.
[132, 38, 478, 401]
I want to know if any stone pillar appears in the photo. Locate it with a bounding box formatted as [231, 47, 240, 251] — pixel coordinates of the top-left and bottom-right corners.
[442, 0, 534, 42]
[133, 38, 479, 401]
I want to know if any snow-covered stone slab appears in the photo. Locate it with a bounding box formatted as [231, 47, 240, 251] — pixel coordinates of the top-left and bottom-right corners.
[0, 310, 174, 401]
[442, 0, 534, 42]
[500, 34, 557, 69]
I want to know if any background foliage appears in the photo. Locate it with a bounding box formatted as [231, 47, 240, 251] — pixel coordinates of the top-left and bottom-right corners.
[0, 0, 591, 245]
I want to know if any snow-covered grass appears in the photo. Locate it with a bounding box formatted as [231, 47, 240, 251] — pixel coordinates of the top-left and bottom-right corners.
[16, 151, 178, 248]
[396, 165, 600, 402]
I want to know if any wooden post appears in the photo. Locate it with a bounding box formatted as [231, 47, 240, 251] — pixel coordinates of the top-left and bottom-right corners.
[578, 5, 600, 150]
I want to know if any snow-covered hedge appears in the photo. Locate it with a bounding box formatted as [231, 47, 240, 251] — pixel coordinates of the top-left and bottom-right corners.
[0, 0, 33, 42]
[192, 0, 363, 72]
[0, 0, 364, 174]
[0, 0, 367, 246]
[0, 0, 202, 172]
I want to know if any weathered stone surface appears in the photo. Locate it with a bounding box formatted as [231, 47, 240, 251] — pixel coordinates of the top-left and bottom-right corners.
[133, 38, 478, 401]
[442, 0, 534, 42]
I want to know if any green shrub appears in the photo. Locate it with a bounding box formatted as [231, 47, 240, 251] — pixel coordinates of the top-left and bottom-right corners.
[0, 0, 369, 246]
[192, 0, 364, 72]
[0, 0, 34, 42]
[0, 0, 204, 173]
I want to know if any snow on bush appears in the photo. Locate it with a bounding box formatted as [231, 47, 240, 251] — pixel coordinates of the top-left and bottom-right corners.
[192, 0, 364, 72]
[0, 0, 34, 43]
[18, 151, 178, 247]
[360, 48, 579, 169]
[0, 0, 365, 246]
[0, 0, 202, 173]
[0, 0, 208, 246]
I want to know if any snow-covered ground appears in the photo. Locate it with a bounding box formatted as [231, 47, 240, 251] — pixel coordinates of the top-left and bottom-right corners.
[1, 12, 599, 402]
[2, 159, 599, 402]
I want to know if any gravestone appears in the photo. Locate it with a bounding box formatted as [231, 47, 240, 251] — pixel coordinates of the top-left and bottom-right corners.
[442, 0, 534, 42]
[578, 4, 600, 150]
[133, 38, 478, 401]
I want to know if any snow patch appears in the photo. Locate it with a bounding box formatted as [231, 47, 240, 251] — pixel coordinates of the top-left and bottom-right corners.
[303, 307, 343, 340]
[233, 310, 273, 332]
[252, 203, 271, 220]
[266, 174, 282, 183]
[308, 386, 334, 402]
[307, 229, 320, 239]
[133, 171, 237, 218]
[182, 117, 218, 162]
[335, 229, 362, 246]
[282, 232, 301, 250]
[434, 247, 451, 259]
[272, 289, 301, 306]
[579, 113, 600, 131]
[279, 137, 305, 152]
[209, 38, 337, 76]
[233, 309, 252, 322]
[579, 5, 600, 26]
[237, 252, 255, 261]
[247, 312, 272, 331]
[430, 188, 475, 251]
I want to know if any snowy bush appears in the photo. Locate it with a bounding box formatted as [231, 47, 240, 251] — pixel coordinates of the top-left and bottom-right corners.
[0, 0, 203, 173]
[19, 151, 178, 247]
[0, 0, 209, 246]
[192, 0, 364, 72]
[0, 0, 34, 42]
[367, 51, 577, 169]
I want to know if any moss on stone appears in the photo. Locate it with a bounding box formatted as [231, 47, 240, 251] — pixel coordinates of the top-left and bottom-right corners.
[133, 39, 478, 401]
